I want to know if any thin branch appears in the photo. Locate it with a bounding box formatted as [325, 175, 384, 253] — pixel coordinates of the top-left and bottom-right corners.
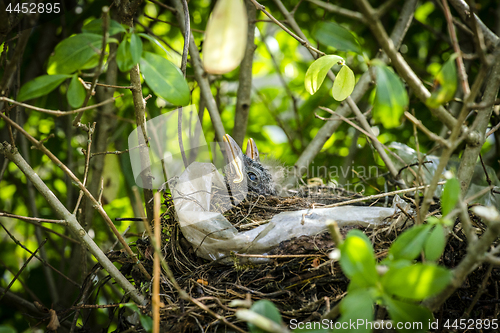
[353, 0, 459, 132]
[448, 0, 499, 49]
[320, 181, 446, 208]
[249, 0, 325, 57]
[0, 143, 146, 305]
[73, 123, 96, 215]
[0, 95, 123, 117]
[179, 0, 190, 75]
[172, 0, 226, 144]
[73, 6, 110, 127]
[0, 222, 80, 287]
[233, 0, 257, 147]
[404, 111, 451, 148]
[0, 239, 46, 302]
[278, 0, 419, 187]
[442, 0, 470, 95]
[305, 0, 364, 22]
[0, 113, 152, 282]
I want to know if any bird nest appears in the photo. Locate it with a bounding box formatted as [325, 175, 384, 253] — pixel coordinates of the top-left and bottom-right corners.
[109, 191, 496, 333]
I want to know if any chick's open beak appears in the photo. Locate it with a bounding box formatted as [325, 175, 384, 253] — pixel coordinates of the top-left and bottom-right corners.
[246, 138, 260, 162]
[223, 134, 244, 183]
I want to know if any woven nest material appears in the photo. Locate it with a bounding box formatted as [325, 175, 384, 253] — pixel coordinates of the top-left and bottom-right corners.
[102, 190, 500, 332]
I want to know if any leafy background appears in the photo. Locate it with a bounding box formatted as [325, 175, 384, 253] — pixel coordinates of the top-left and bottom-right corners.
[1, 0, 500, 331]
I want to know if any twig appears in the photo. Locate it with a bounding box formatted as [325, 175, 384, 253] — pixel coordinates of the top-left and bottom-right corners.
[344, 98, 401, 181]
[249, 0, 325, 57]
[152, 192, 162, 333]
[83, 81, 133, 89]
[0, 143, 146, 305]
[149, 0, 177, 13]
[233, 0, 257, 147]
[353, 0, 459, 132]
[305, 0, 364, 21]
[179, 0, 190, 75]
[441, 0, 470, 95]
[464, 0, 489, 65]
[448, 0, 499, 49]
[281, 0, 419, 187]
[0, 212, 66, 224]
[73, 6, 110, 127]
[0, 114, 152, 282]
[320, 181, 446, 208]
[172, 0, 226, 144]
[0, 222, 80, 287]
[0, 95, 123, 117]
[404, 111, 451, 148]
[463, 265, 493, 317]
[73, 122, 96, 215]
[0, 239, 47, 302]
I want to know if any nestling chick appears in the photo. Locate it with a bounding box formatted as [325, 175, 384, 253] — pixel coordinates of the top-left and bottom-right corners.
[223, 134, 277, 198]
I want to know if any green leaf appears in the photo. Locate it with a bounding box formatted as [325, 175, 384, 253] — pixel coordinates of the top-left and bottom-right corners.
[338, 289, 374, 333]
[314, 21, 362, 53]
[117, 38, 134, 72]
[424, 224, 446, 261]
[340, 229, 378, 287]
[382, 263, 452, 300]
[139, 52, 190, 106]
[427, 54, 458, 108]
[67, 75, 86, 108]
[384, 296, 433, 333]
[332, 65, 355, 101]
[388, 224, 432, 261]
[138, 33, 171, 57]
[82, 18, 126, 36]
[0, 325, 17, 333]
[248, 300, 283, 333]
[130, 33, 143, 66]
[305, 55, 344, 95]
[18, 74, 71, 101]
[373, 65, 408, 128]
[441, 177, 460, 216]
[47, 33, 104, 74]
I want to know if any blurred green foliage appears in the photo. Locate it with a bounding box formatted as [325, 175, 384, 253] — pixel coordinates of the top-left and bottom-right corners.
[1, 0, 499, 331]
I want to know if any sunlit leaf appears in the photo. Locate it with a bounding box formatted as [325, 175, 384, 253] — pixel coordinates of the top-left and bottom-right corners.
[138, 33, 171, 58]
[427, 54, 457, 108]
[314, 21, 362, 53]
[388, 224, 432, 261]
[332, 65, 355, 101]
[203, 0, 247, 74]
[340, 229, 378, 287]
[373, 64, 408, 128]
[18, 74, 71, 101]
[305, 55, 343, 95]
[82, 18, 127, 36]
[384, 296, 433, 333]
[130, 33, 143, 67]
[248, 300, 283, 333]
[441, 177, 460, 216]
[338, 289, 374, 333]
[47, 33, 104, 74]
[382, 263, 452, 300]
[424, 224, 446, 261]
[116, 34, 142, 73]
[67, 74, 86, 108]
[140, 52, 190, 106]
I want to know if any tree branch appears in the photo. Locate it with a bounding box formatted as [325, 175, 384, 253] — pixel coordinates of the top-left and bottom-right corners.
[0, 143, 146, 305]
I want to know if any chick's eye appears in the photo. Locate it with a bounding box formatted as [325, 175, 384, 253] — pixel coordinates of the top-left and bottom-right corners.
[248, 172, 257, 181]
